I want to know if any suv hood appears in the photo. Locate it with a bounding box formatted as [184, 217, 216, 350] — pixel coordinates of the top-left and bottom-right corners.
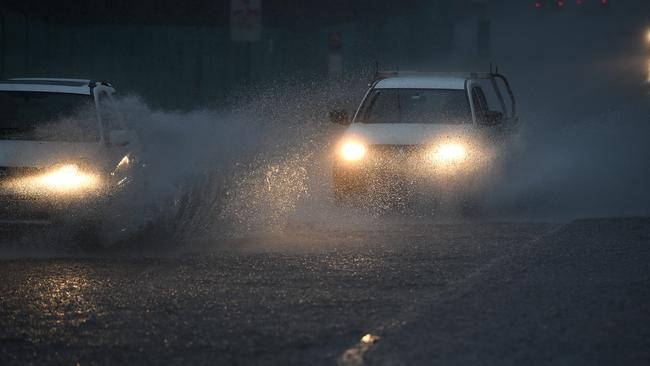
[0, 140, 103, 168]
[343, 123, 476, 145]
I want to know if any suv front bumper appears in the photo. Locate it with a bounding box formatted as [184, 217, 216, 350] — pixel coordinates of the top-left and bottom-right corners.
[332, 147, 491, 196]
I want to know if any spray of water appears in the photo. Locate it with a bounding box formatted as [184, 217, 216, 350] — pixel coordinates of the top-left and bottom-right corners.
[2, 74, 648, 256]
[109, 76, 650, 249]
[491, 103, 650, 220]
[107, 77, 369, 245]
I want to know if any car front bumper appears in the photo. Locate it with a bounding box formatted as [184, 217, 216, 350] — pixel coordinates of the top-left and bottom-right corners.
[0, 193, 108, 225]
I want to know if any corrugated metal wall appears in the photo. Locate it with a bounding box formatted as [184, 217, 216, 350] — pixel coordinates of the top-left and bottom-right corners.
[0, 4, 457, 109]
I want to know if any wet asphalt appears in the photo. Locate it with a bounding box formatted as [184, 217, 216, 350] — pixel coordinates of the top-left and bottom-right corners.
[0, 217, 648, 365]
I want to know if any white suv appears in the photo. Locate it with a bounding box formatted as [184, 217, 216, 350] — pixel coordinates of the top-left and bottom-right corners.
[330, 71, 518, 203]
[0, 78, 142, 244]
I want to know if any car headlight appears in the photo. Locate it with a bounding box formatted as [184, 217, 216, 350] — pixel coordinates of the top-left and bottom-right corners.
[340, 141, 367, 161]
[431, 143, 467, 165]
[36, 163, 100, 192]
[340, 141, 366, 161]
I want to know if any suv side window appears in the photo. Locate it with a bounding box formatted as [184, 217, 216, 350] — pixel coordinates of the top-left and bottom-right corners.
[471, 86, 489, 124]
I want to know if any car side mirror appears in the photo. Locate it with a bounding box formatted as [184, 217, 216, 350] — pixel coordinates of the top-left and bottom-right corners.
[109, 130, 131, 147]
[329, 109, 350, 125]
[481, 111, 503, 126]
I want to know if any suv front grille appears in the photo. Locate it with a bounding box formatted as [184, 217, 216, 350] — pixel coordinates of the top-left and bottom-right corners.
[368, 144, 424, 154]
[368, 144, 427, 162]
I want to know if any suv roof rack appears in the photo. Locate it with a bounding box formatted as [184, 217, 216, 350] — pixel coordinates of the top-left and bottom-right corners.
[371, 70, 500, 83]
[7, 78, 112, 88]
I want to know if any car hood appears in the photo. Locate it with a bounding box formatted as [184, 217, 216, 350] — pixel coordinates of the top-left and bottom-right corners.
[0, 140, 104, 168]
[342, 123, 476, 145]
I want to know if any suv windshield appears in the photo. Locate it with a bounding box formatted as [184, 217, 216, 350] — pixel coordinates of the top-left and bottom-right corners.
[358, 88, 471, 124]
[0, 91, 100, 142]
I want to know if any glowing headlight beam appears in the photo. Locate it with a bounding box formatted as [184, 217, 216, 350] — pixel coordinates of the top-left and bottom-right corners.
[432, 143, 467, 165]
[340, 141, 366, 161]
[36, 164, 99, 192]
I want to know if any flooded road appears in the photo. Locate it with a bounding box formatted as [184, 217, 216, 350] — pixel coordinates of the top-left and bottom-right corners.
[1, 218, 648, 365]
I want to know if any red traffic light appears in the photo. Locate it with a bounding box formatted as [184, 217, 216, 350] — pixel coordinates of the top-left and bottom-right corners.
[534, 0, 610, 9]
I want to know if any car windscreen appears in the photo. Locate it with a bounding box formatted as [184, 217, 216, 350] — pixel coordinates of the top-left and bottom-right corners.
[0, 91, 100, 142]
[357, 88, 471, 124]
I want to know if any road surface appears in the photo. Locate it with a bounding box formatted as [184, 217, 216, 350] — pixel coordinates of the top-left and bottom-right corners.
[1, 217, 649, 365]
